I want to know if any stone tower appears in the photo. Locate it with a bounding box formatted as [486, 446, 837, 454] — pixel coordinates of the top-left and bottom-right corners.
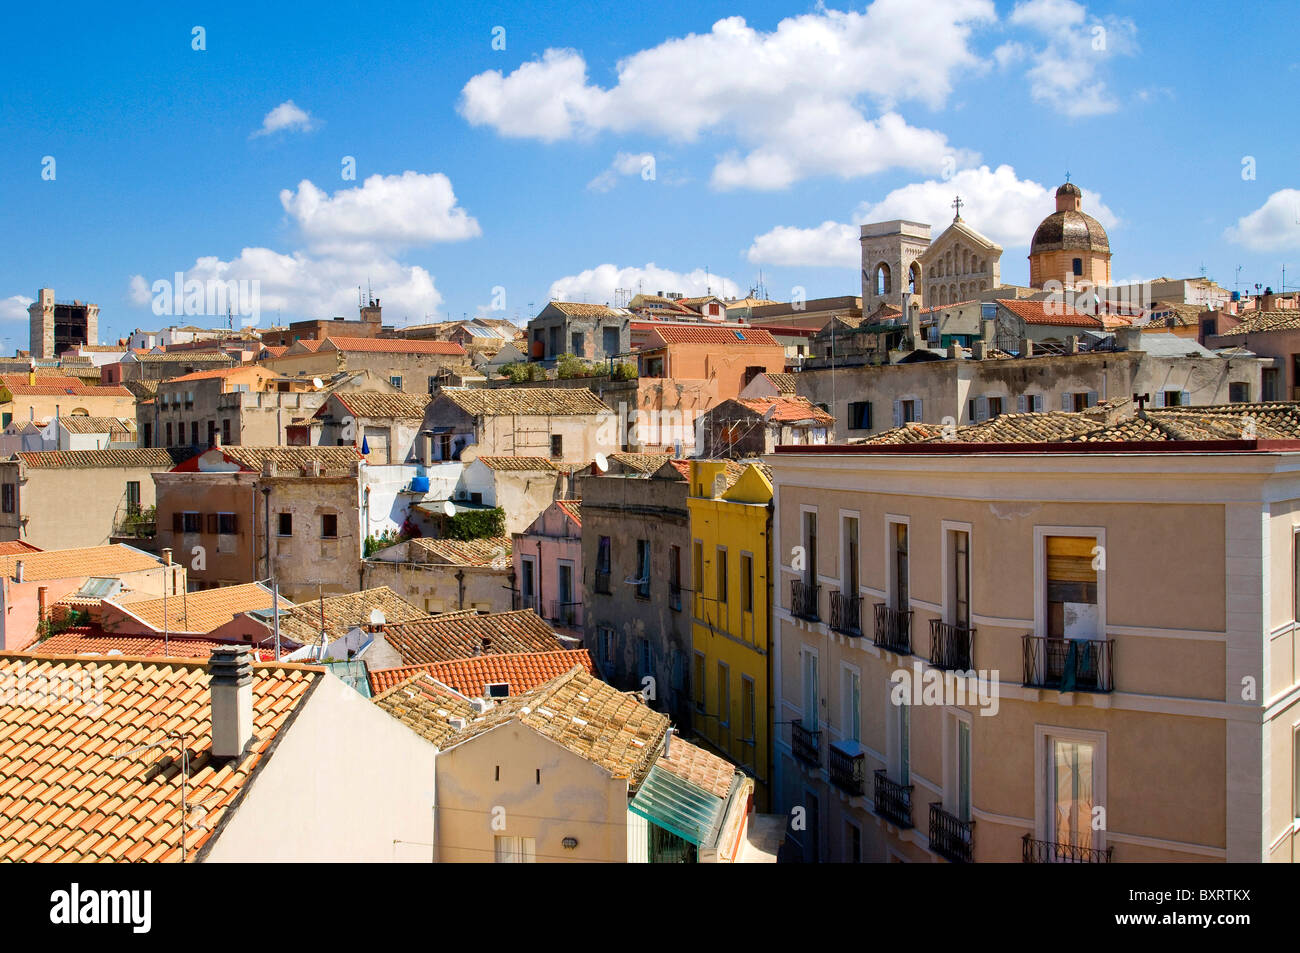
[860, 221, 931, 316]
[27, 288, 98, 359]
[1028, 183, 1112, 290]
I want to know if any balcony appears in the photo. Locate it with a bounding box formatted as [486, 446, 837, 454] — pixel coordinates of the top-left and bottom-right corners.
[873, 770, 914, 829]
[929, 803, 974, 863]
[873, 604, 912, 654]
[828, 740, 865, 795]
[791, 579, 820, 622]
[1022, 636, 1114, 693]
[548, 600, 582, 628]
[791, 718, 821, 768]
[1022, 834, 1113, 863]
[511, 592, 540, 613]
[930, 620, 974, 671]
[829, 591, 863, 636]
[594, 571, 612, 595]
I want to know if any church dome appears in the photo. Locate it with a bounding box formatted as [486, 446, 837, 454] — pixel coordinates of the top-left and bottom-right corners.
[1031, 182, 1109, 254]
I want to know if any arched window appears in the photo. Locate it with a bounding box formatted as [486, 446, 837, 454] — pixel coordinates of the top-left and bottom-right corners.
[875, 263, 892, 296]
[909, 262, 921, 295]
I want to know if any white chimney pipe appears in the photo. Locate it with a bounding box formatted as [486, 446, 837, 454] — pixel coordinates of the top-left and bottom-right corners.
[14, 560, 23, 584]
[209, 647, 254, 759]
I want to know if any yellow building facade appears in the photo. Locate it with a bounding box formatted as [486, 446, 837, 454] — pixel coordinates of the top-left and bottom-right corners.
[686, 460, 773, 808]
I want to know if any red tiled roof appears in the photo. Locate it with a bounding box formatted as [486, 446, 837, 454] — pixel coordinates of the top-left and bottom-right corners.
[1, 383, 131, 397]
[734, 396, 834, 424]
[998, 298, 1134, 330]
[324, 336, 466, 356]
[648, 325, 781, 347]
[0, 541, 41, 556]
[368, 648, 595, 696]
[382, 610, 568, 665]
[32, 627, 275, 660]
[555, 499, 581, 526]
[165, 366, 262, 384]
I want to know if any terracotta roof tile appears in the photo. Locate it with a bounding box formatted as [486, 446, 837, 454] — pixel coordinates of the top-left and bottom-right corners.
[275, 587, 425, 647]
[408, 536, 511, 568]
[734, 396, 834, 424]
[32, 627, 275, 661]
[329, 392, 430, 419]
[1213, 310, 1300, 336]
[439, 387, 610, 416]
[658, 737, 736, 799]
[547, 302, 627, 318]
[0, 652, 319, 861]
[474, 456, 559, 471]
[648, 325, 780, 346]
[324, 336, 466, 356]
[371, 674, 478, 747]
[15, 449, 186, 470]
[108, 583, 289, 635]
[382, 610, 567, 665]
[554, 499, 582, 526]
[0, 542, 41, 556]
[369, 649, 595, 696]
[0, 545, 159, 583]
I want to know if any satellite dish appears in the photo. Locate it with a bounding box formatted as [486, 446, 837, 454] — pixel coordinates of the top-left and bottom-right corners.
[443, 500, 457, 517]
[312, 377, 324, 389]
[594, 452, 609, 473]
[368, 608, 386, 626]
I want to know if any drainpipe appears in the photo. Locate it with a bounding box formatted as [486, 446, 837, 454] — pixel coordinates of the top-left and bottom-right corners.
[456, 569, 465, 610]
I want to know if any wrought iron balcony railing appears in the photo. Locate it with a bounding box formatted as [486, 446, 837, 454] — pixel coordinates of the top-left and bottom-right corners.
[511, 592, 539, 613]
[830, 591, 863, 636]
[873, 604, 912, 654]
[930, 620, 974, 671]
[1022, 635, 1114, 693]
[873, 769, 914, 829]
[791, 718, 821, 768]
[929, 802, 974, 863]
[1022, 834, 1113, 863]
[828, 741, 865, 795]
[791, 579, 820, 622]
[548, 600, 582, 628]
[594, 571, 612, 595]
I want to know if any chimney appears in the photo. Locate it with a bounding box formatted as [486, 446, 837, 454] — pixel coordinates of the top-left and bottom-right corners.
[161, 547, 173, 566]
[209, 647, 254, 759]
[1020, 338, 1035, 358]
[1066, 336, 1080, 354]
[972, 340, 988, 361]
[37, 587, 47, 623]
[981, 318, 995, 343]
[14, 560, 23, 583]
[479, 635, 492, 655]
[664, 726, 673, 758]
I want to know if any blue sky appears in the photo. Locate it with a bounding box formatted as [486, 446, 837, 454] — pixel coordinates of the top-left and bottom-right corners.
[2, 0, 1298, 346]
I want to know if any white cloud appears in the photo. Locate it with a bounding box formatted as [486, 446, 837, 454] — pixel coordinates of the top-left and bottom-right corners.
[280, 172, 481, 249]
[1225, 189, 1300, 251]
[587, 152, 653, 192]
[746, 221, 860, 268]
[252, 100, 315, 138]
[460, 2, 994, 189]
[746, 165, 1119, 268]
[1006, 0, 1137, 117]
[0, 295, 33, 321]
[548, 263, 741, 305]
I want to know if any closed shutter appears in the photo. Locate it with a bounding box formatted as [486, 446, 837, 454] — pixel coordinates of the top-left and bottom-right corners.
[892, 400, 902, 427]
[1180, 390, 1191, 406]
[1085, 391, 1098, 407]
[206, 513, 218, 535]
[975, 396, 988, 422]
[914, 398, 923, 421]
[172, 512, 182, 533]
[1062, 392, 1073, 411]
[1017, 395, 1027, 414]
[1154, 391, 1165, 407]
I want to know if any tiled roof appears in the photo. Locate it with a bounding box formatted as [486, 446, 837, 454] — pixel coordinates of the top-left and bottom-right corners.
[659, 737, 737, 799]
[110, 583, 290, 635]
[765, 372, 798, 395]
[439, 387, 610, 416]
[275, 586, 426, 647]
[409, 536, 512, 568]
[0, 541, 41, 556]
[382, 609, 567, 665]
[554, 499, 582, 526]
[0, 375, 85, 389]
[0, 652, 319, 861]
[331, 392, 431, 419]
[324, 336, 466, 356]
[1212, 310, 1300, 336]
[368, 648, 595, 697]
[164, 366, 257, 384]
[608, 452, 671, 473]
[15, 449, 186, 470]
[207, 446, 361, 473]
[371, 674, 479, 747]
[260, 345, 288, 358]
[547, 302, 626, 318]
[997, 298, 1133, 330]
[445, 668, 667, 785]
[135, 350, 233, 363]
[32, 627, 274, 660]
[0, 545, 159, 583]
[647, 325, 780, 346]
[475, 456, 559, 471]
[734, 396, 834, 425]
[122, 380, 159, 399]
[1, 384, 132, 397]
[54, 416, 135, 435]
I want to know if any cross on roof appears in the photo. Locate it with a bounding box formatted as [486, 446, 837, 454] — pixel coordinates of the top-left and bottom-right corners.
[1064, 171, 1071, 183]
[951, 195, 963, 221]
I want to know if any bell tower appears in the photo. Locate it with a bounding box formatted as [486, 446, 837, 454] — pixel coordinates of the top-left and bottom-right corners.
[860, 221, 931, 316]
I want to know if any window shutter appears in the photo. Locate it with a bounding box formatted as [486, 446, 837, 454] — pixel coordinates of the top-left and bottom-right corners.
[1061, 392, 1073, 411]
[1017, 395, 1027, 414]
[892, 400, 902, 427]
[864, 402, 873, 430]
[1086, 391, 1098, 407]
[914, 398, 923, 421]
[1154, 391, 1165, 407]
[1180, 390, 1190, 406]
[172, 512, 182, 533]
[1034, 394, 1045, 412]
[206, 513, 217, 535]
[975, 396, 988, 422]
[230, 514, 238, 533]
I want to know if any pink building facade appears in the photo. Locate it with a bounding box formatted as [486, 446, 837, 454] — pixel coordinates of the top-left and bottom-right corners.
[511, 499, 583, 634]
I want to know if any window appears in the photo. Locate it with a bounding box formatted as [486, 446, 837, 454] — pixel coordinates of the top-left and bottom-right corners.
[950, 529, 970, 629]
[1046, 535, 1099, 640]
[1049, 738, 1096, 849]
[893, 398, 921, 425]
[493, 835, 536, 863]
[694, 652, 706, 712]
[639, 638, 653, 680]
[843, 516, 859, 593]
[217, 512, 237, 535]
[550, 434, 563, 458]
[184, 391, 194, 409]
[571, 332, 584, 354]
[521, 558, 535, 600]
[596, 536, 611, 593]
[669, 545, 682, 611]
[891, 522, 909, 611]
[1229, 382, 1250, 403]
[427, 376, 438, 395]
[125, 482, 141, 513]
[321, 513, 338, 538]
[716, 547, 728, 604]
[987, 396, 1003, 418]
[957, 719, 972, 822]
[143, 423, 152, 447]
[801, 649, 819, 732]
[182, 511, 201, 534]
[897, 699, 910, 785]
[278, 512, 293, 537]
[717, 662, 731, 748]
[1293, 531, 1300, 624]
[1072, 257, 1083, 276]
[1018, 393, 1044, 413]
[165, 422, 173, 446]
[845, 822, 862, 863]
[191, 421, 199, 446]
[485, 683, 509, 699]
[437, 434, 452, 460]
[1, 484, 13, 514]
[741, 676, 756, 766]
[740, 553, 754, 613]
[597, 626, 615, 670]
[803, 511, 818, 586]
[636, 539, 651, 598]
[1064, 391, 1098, 412]
[389, 376, 403, 390]
[207, 420, 216, 445]
[847, 401, 872, 431]
[843, 667, 861, 743]
[1293, 727, 1300, 823]
[222, 419, 231, 444]
[1160, 389, 1189, 407]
